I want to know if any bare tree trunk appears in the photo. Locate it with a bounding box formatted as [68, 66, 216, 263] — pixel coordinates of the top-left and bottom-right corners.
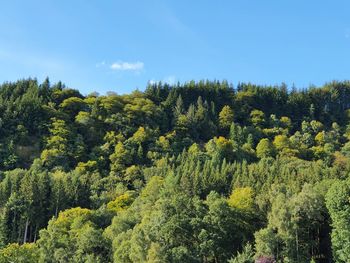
[55, 192, 60, 218]
[17, 223, 22, 244]
[29, 225, 32, 242]
[296, 229, 299, 262]
[23, 218, 29, 243]
[33, 225, 38, 243]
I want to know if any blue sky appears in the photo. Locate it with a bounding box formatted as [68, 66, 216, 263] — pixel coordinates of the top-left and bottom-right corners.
[0, 0, 350, 94]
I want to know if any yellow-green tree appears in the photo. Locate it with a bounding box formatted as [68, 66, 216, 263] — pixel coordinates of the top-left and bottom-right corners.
[228, 187, 255, 211]
[256, 138, 275, 158]
[219, 106, 234, 129]
[250, 110, 265, 127]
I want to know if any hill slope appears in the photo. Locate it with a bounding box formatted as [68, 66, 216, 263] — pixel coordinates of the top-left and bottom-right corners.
[0, 78, 350, 262]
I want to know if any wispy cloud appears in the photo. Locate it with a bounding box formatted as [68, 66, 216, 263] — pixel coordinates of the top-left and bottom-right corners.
[164, 75, 176, 85]
[148, 75, 177, 85]
[345, 28, 350, 39]
[110, 61, 144, 71]
[148, 79, 156, 85]
[147, 3, 191, 35]
[95, 61, 106, 68]
[0, 48, 65, 71]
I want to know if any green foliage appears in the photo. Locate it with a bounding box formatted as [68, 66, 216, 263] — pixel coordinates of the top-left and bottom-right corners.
[106, 191, 136, 213]
[326, 180, 350, 263]
[228, 187, 255, 211]
[41, 118, 85, 169]
[0, 78, 350, 262]
[256, 184, 327, 262]
[228, 243, 254, 263]
[59, 97, 87, 116]
[219, 105, 234, 129]
[38, 207, 111, 263]
[0, 243, 39, 263]
[250, 109, 265, 127]
[256, 138, 275, 158]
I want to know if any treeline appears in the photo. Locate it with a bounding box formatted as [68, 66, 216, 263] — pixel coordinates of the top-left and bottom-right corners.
[0, 78, 350, 262]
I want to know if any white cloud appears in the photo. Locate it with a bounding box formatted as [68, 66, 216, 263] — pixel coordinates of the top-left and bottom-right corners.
[148, 79, 156, 85]
[110, 61, 144, 71]
[148, 76, 177, 86]
[164, 75, 176, 85]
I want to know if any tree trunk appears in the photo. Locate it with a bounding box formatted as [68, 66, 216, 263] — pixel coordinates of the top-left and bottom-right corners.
[55, 191, 60, 217]
[23, 218, 29, 243]
[296, 229, 299, 262]
[33, 225, 38, 243]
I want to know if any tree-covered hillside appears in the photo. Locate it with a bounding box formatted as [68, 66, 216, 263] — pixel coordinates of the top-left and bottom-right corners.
[1, 78, 350, 262]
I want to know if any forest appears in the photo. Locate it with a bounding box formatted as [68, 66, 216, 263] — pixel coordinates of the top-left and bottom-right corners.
[0, 78, 350, 262]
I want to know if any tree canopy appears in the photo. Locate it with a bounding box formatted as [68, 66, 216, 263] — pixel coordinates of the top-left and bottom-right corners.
[0, 78, 350, 262]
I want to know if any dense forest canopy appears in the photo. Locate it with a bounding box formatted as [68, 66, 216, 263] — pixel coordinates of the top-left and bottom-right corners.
[1, 78, 350, 262]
